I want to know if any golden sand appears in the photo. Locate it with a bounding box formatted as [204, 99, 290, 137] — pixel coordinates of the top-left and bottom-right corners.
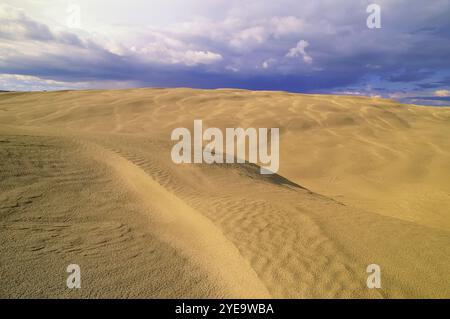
[0, 88, 449, 298]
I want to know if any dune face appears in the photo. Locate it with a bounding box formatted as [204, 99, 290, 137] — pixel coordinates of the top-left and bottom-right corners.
[0, 88, 449, 298]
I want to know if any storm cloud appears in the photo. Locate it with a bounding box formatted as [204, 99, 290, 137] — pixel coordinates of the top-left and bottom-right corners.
[0, 0, 449, 103]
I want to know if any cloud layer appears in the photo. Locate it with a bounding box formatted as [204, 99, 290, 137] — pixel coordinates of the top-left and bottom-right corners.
[0, 0, 449, 104]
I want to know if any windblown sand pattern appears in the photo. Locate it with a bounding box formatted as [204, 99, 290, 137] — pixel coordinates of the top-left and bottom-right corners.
[0, 88, 449, 298]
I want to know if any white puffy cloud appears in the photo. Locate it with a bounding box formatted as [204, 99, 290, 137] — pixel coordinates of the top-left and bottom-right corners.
[230, 26, 267, 49]
[173, 50, 223, 66]
[286, 40, 312, 64]
[262, 58, 276, 69]
[0, 74, 83, 91]
[434, 89, 450, 97]
[131, 38, 223, 66]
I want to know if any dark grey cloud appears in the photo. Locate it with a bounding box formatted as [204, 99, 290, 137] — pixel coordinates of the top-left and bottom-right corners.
[0, 0, 449, 102]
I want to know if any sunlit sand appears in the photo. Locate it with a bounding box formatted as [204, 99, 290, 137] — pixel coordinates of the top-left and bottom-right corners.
[0, 88, 449, 298]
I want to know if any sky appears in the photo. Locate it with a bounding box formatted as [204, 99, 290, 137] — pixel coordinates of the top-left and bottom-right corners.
[0, 0, 449, 105]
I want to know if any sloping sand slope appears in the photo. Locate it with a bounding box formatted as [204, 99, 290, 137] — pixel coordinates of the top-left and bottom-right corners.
[0, 88, 449, 298]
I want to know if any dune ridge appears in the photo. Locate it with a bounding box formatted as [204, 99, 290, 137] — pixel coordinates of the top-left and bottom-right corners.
[0, 88, 449, 298]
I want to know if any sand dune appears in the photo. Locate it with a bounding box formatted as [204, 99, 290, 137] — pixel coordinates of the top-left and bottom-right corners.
[0, 88, 449, 298]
